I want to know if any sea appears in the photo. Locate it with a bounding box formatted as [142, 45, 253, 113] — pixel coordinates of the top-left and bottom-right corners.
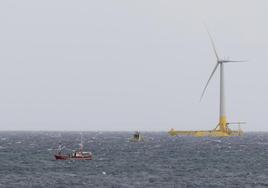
[0, 132, 267, 188]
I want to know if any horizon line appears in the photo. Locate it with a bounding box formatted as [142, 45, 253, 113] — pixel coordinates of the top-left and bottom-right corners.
[0, 130, 267, 133]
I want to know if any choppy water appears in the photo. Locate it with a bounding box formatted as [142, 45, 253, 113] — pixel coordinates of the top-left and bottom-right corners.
[0, 132, 267, 188]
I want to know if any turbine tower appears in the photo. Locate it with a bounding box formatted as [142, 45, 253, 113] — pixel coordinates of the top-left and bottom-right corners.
[200, 30, 245, 135]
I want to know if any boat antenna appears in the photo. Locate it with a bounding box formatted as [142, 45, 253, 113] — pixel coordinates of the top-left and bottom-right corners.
[79, 133, 83, 151]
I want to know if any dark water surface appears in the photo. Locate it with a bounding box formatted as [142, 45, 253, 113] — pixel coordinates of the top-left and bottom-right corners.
[0, 132, 267, 188]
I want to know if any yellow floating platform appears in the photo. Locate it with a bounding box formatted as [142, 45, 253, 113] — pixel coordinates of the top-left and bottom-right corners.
[168, 128, 243, 137]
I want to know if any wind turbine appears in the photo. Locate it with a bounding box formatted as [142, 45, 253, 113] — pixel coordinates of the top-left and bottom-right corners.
[168, 28, 245, 137]
[200, 29, 245, 135]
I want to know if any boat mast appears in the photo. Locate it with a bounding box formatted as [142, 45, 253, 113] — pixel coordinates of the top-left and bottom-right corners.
[80, 133, 83, 151]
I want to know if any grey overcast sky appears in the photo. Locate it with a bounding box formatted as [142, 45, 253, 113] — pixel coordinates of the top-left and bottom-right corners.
[0, 0, 266, 131]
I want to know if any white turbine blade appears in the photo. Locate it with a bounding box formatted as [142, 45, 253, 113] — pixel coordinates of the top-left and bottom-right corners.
[200, 63, 219, 101]
[222, 60, 247, 63]
[204, 25, 219, 61]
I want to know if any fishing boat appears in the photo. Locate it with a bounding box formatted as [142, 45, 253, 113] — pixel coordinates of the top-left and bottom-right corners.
[54, 135, 93, 160]
[130, 131, 143, 142]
